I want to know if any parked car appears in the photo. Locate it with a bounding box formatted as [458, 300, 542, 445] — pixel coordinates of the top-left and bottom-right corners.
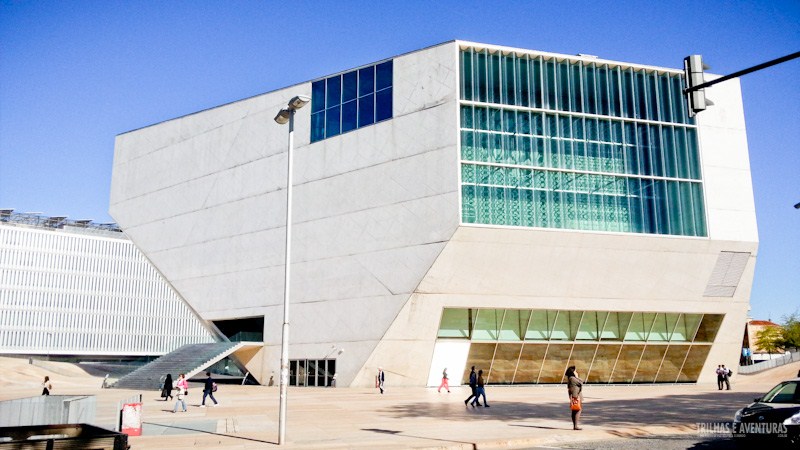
[733, 378, 800, 446]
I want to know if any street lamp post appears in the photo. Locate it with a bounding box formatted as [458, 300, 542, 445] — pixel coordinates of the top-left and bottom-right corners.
[273, 94, 310, 445]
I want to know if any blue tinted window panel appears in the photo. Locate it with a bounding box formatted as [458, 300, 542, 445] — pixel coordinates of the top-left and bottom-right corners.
[461, 130, 475, 160]
[376, 60, 393, 91]
[667, 181, 683, 235]
[623, 69, 635, 119]
[649, 125, 664, 177]
[517, 111, 530, 135]
[571, 64, 583, 112]
[476, 51, 488, 102]
[583, 64, 597, 115]
[659, 74, 673, 123]
[359, 66, 374, 97]
[504, 110, 516, 134]
[647, 73, 659, 121]
[531, 57, 543, 109]
[517, 136, 532, 166]
[310, 112, 325, 142]
[311, 80, 326, 113]
[654, 180, 669, 234]
[635, 71, 647, 120]
[686, 129, 701, 180]
[341, 100, 357, 133]
[671, 76, 686, 124]
[375, 87, 391, 122]
[545, 59, 557, 109]
[461, 50, 473, 101]
[609, 68, 621, 117]
[461, 105, 474, 129]
[358, 94, 374, 127]
[503, 54, 516, 105]
[662, 126, 677, 178]
[326, 76, 341, 107]
[325, 106, 340, 138]
[674, 127, 690, 179]
[489, 53, 501, 104]
[517, 56, 530, 107]
[691, 182, 707, 236]
[462, 185, 477, 223]
[597, 65, 610, 116]
[557, 61, 570, 111]
[477, 133, 490, 162]
[626, 178, 644, 232]
[342, 71, 358, 102]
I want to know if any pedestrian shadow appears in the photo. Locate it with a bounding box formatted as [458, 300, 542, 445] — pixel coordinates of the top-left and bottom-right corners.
[380, 390, 763, 428]
[361, 428, 477, 449]
[141, 421, 277, 445]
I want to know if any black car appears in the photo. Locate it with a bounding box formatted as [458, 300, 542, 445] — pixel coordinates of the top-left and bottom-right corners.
[733, 378, 800, 446]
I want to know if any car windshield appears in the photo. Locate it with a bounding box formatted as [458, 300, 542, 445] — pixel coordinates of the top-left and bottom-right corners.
[761, 381, 800, 404]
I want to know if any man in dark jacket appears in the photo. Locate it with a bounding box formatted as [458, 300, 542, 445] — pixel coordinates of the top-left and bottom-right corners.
[464, 366, 481, 406]
[200, 371, 219, 407]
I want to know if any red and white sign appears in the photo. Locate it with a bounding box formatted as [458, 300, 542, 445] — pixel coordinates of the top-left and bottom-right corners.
[120, 403, 143, 436]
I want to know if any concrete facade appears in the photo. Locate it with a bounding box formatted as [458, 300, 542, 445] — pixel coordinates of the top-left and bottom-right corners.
[110, 41, 757, 387]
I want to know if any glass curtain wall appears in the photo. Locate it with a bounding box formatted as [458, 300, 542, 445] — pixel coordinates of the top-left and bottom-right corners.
[459, 47, 706, 236]
[438, 308, 721, 384]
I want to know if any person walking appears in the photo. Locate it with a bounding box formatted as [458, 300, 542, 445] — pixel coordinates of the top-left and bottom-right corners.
[41, 376, 52, 395]
[464, 366, 480, 406]
[200, 371, 219, 407]
[715, 365, 725, 390]
[172, 374, 188, 413]
[721, 365, 731, 390]
[566, 366, 583, 430]
[437, 368, 450, 393]
[471, 369, 489, 407]
[377, 367, 385, 394]
[161, 374, 173, 401]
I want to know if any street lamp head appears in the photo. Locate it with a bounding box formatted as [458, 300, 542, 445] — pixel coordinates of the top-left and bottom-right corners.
[794, 202, 800, 209]
[288, 95, 310, 110]
[274, 108, 291, 125]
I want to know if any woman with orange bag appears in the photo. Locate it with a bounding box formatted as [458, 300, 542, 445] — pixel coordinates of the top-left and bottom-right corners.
[565, 366, 583, 430]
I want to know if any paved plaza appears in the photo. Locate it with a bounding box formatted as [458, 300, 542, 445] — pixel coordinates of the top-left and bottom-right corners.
[2, 357, 798, 449]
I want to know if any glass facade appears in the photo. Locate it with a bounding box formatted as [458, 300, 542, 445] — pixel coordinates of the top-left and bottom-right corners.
[311, 60, 393, 142]
[459, 48, 706, 236]
[438, 308, 721, 384]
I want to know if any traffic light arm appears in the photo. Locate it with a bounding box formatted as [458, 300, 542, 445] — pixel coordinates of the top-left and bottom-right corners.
[684, 50, 800, 94]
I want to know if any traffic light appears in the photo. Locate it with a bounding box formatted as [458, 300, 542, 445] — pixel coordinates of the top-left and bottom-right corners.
[683, 55, 712, 117]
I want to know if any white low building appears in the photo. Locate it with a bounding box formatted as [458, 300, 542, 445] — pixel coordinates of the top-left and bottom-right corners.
[110, 41, 757, 386]
[0, 211, 214, 357]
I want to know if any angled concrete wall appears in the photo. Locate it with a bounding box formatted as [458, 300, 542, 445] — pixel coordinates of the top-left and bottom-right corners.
[111, 42, 461, 384]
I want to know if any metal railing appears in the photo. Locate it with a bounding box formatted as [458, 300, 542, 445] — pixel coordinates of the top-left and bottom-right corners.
[738, 350, 800, 375]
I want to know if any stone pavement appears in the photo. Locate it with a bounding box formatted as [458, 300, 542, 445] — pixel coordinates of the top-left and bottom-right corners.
[2, 357, 798, 449]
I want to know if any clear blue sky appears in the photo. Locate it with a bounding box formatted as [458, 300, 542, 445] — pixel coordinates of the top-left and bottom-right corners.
[1, 1, 798, 322]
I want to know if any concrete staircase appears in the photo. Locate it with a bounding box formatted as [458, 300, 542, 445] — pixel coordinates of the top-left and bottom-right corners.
[112, 342, 244, 390]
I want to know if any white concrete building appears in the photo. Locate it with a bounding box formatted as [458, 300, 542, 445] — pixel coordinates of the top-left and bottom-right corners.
[110, 41, 757, 387]
[0, 211, 214, 357]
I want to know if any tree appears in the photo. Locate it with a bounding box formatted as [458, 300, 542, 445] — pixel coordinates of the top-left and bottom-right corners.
[754, 325, 783, 355]
[780, 312, 800, 350]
